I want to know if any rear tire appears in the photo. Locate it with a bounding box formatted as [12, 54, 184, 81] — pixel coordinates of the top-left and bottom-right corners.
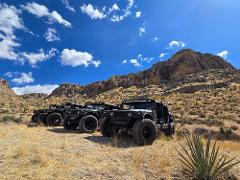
[132, 119, 157, 146]
[38, 113, 48, 125]
[63, 119, 78, 130]
[79, 115, 98, 133]
[100, 118, 114, 137]
[46, 113, 63, 126]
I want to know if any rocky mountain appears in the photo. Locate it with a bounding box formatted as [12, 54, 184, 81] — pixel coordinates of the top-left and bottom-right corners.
[50, 49, 236, 97]
[0, 78, 16, 97]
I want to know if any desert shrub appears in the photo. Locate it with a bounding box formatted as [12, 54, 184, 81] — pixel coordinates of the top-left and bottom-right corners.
[219, 126, 233, 139]
[0, 115, 22, 124]
[176, 127, 191, 138]
[177, 134, 240, 180]
[199, 113, 206, 118]
[230, 125, 238, 131]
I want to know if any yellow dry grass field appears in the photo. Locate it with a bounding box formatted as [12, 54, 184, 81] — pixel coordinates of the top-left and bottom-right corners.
[0, 84, 240, 179]
[0, 123, 239, 180]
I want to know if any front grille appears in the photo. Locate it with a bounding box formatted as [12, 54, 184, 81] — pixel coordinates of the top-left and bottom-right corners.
[113, 111, 128, 118]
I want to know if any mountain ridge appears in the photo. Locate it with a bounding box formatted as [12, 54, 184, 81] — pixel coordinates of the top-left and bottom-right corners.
[50, 49, 235, 97]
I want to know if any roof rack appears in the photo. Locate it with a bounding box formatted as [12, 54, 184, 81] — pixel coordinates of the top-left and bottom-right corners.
[122, 98, 155, 104]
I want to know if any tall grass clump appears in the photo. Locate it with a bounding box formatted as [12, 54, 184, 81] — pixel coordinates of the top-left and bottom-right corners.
[177, 134, 240, 180]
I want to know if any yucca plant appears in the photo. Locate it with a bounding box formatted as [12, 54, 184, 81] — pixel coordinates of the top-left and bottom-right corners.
[177, 134, 240, 180]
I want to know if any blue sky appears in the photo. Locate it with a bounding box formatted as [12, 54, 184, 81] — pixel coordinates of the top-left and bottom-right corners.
[0, 0, 239, 94]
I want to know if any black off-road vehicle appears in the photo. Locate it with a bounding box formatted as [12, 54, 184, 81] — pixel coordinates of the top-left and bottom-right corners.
[99, 99, 175, 146]
[63, 102, 119, 133]
[31, 103, 82, 126]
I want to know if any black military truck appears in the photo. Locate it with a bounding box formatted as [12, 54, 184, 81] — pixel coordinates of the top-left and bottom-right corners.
[31, 103, 82, 126]
[99, 99, 175, 146]
[63, 102, 119, 133]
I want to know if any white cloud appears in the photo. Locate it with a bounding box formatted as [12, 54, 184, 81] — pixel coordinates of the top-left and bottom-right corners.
[108, 3, 120, 13]
[81, 4, 106, 20]
[0, 3, 25, 60]
[217, 50, 228, 59]
[135, 11, 141, 18]
[61, 0, 75, 12]
[122, 59, 127, 64]
[21, 2, 71, 27]
[60, 49, 101, 68]
[11, 72, 34, 85]
[152, 37, 159, 42]
[4, 72, 14, 78]
[159, 53, 168, 59]
[12, 84, 59, 95]
[139, 27, 145, 37]
[168, 40, 186, 49]
[20, 48, 58, 66]
[44, 28, 60, 42]
[130, 59, 141, 67]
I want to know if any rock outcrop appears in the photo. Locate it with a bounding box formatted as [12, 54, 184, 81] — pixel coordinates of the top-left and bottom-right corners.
[50, 49, 235, 97]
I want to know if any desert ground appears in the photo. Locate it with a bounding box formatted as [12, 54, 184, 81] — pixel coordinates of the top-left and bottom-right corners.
[0, 123, 240, 180]
[0, 83, 240, 179]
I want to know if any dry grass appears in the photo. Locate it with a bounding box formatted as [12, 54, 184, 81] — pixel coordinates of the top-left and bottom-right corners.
[0, 124, 239, 180]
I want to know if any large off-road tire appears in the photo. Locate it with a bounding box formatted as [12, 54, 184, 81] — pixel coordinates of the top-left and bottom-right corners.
[100, 118, 114, 137]
[79, 115, 98, 133]
[46, 113, 63, 126]
[132, 119, 157, 146]
[38, 113, 48, 125]
[63, 119, 78, 130]
[31, 113, 39, 123]
[164, 123, 175, 136]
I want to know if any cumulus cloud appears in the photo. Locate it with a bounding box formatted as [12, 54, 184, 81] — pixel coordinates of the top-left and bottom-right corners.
[21, 2, 71, 27]
[139, 27, 145, 37]
[217, 50, 228, 59]
[12, 84, 59, 95]
[61, 0, 75, 12]
[81, 0, 139, 22]
[130, 59, 141, 67]
[135, 11, 141, 18]
[168, 40, 186, 49]
[152, 37, 159, 42]
[108, 3, 120, 13]
[11, 72, 34, 85]
[20, 48, 58, 66]
[81, 4, 106, 20]
[122, 59, 127, 64]
[0, 3, 25, 60]
[159, 53, 167, 59]
[60, 49, 101, 68]
[44, 28, 60, 42]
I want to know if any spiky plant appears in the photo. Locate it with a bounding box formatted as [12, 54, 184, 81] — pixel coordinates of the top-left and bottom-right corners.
[177, 134, 240, 180]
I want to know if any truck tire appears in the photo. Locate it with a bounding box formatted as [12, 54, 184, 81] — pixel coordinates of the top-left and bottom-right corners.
[31, 113, 39, 123]
[46, 113, 63, 126]
[164, 123, 175, 136]
[63, 119, 78, 130]
[79, 115, 98, 133]
[132, 119, 157, 146]
[100, 118, 114, 137]
[38, 113, 48, 125]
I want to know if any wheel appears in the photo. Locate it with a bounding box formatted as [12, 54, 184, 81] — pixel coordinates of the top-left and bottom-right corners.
[46, 113, 63, 126]
[38, 113, 48, 125]
[164, 123, 175, 136]
[31, 113, 39, 123]
[100, 118, 114, 137]
[63, 119, 78, 130]
[132, 119, 157, 146]
[79, 115, 98, 133]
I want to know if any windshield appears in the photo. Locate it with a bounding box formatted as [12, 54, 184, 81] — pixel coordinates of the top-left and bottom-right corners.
[121, 102, 154, 110]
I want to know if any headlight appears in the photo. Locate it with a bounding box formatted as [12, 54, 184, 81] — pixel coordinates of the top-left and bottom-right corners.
[127, 112, 132, 117]
[110, 112, 114, 116]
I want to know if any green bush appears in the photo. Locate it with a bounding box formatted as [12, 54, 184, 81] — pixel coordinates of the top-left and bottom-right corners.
[177, 134, 240, 180]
